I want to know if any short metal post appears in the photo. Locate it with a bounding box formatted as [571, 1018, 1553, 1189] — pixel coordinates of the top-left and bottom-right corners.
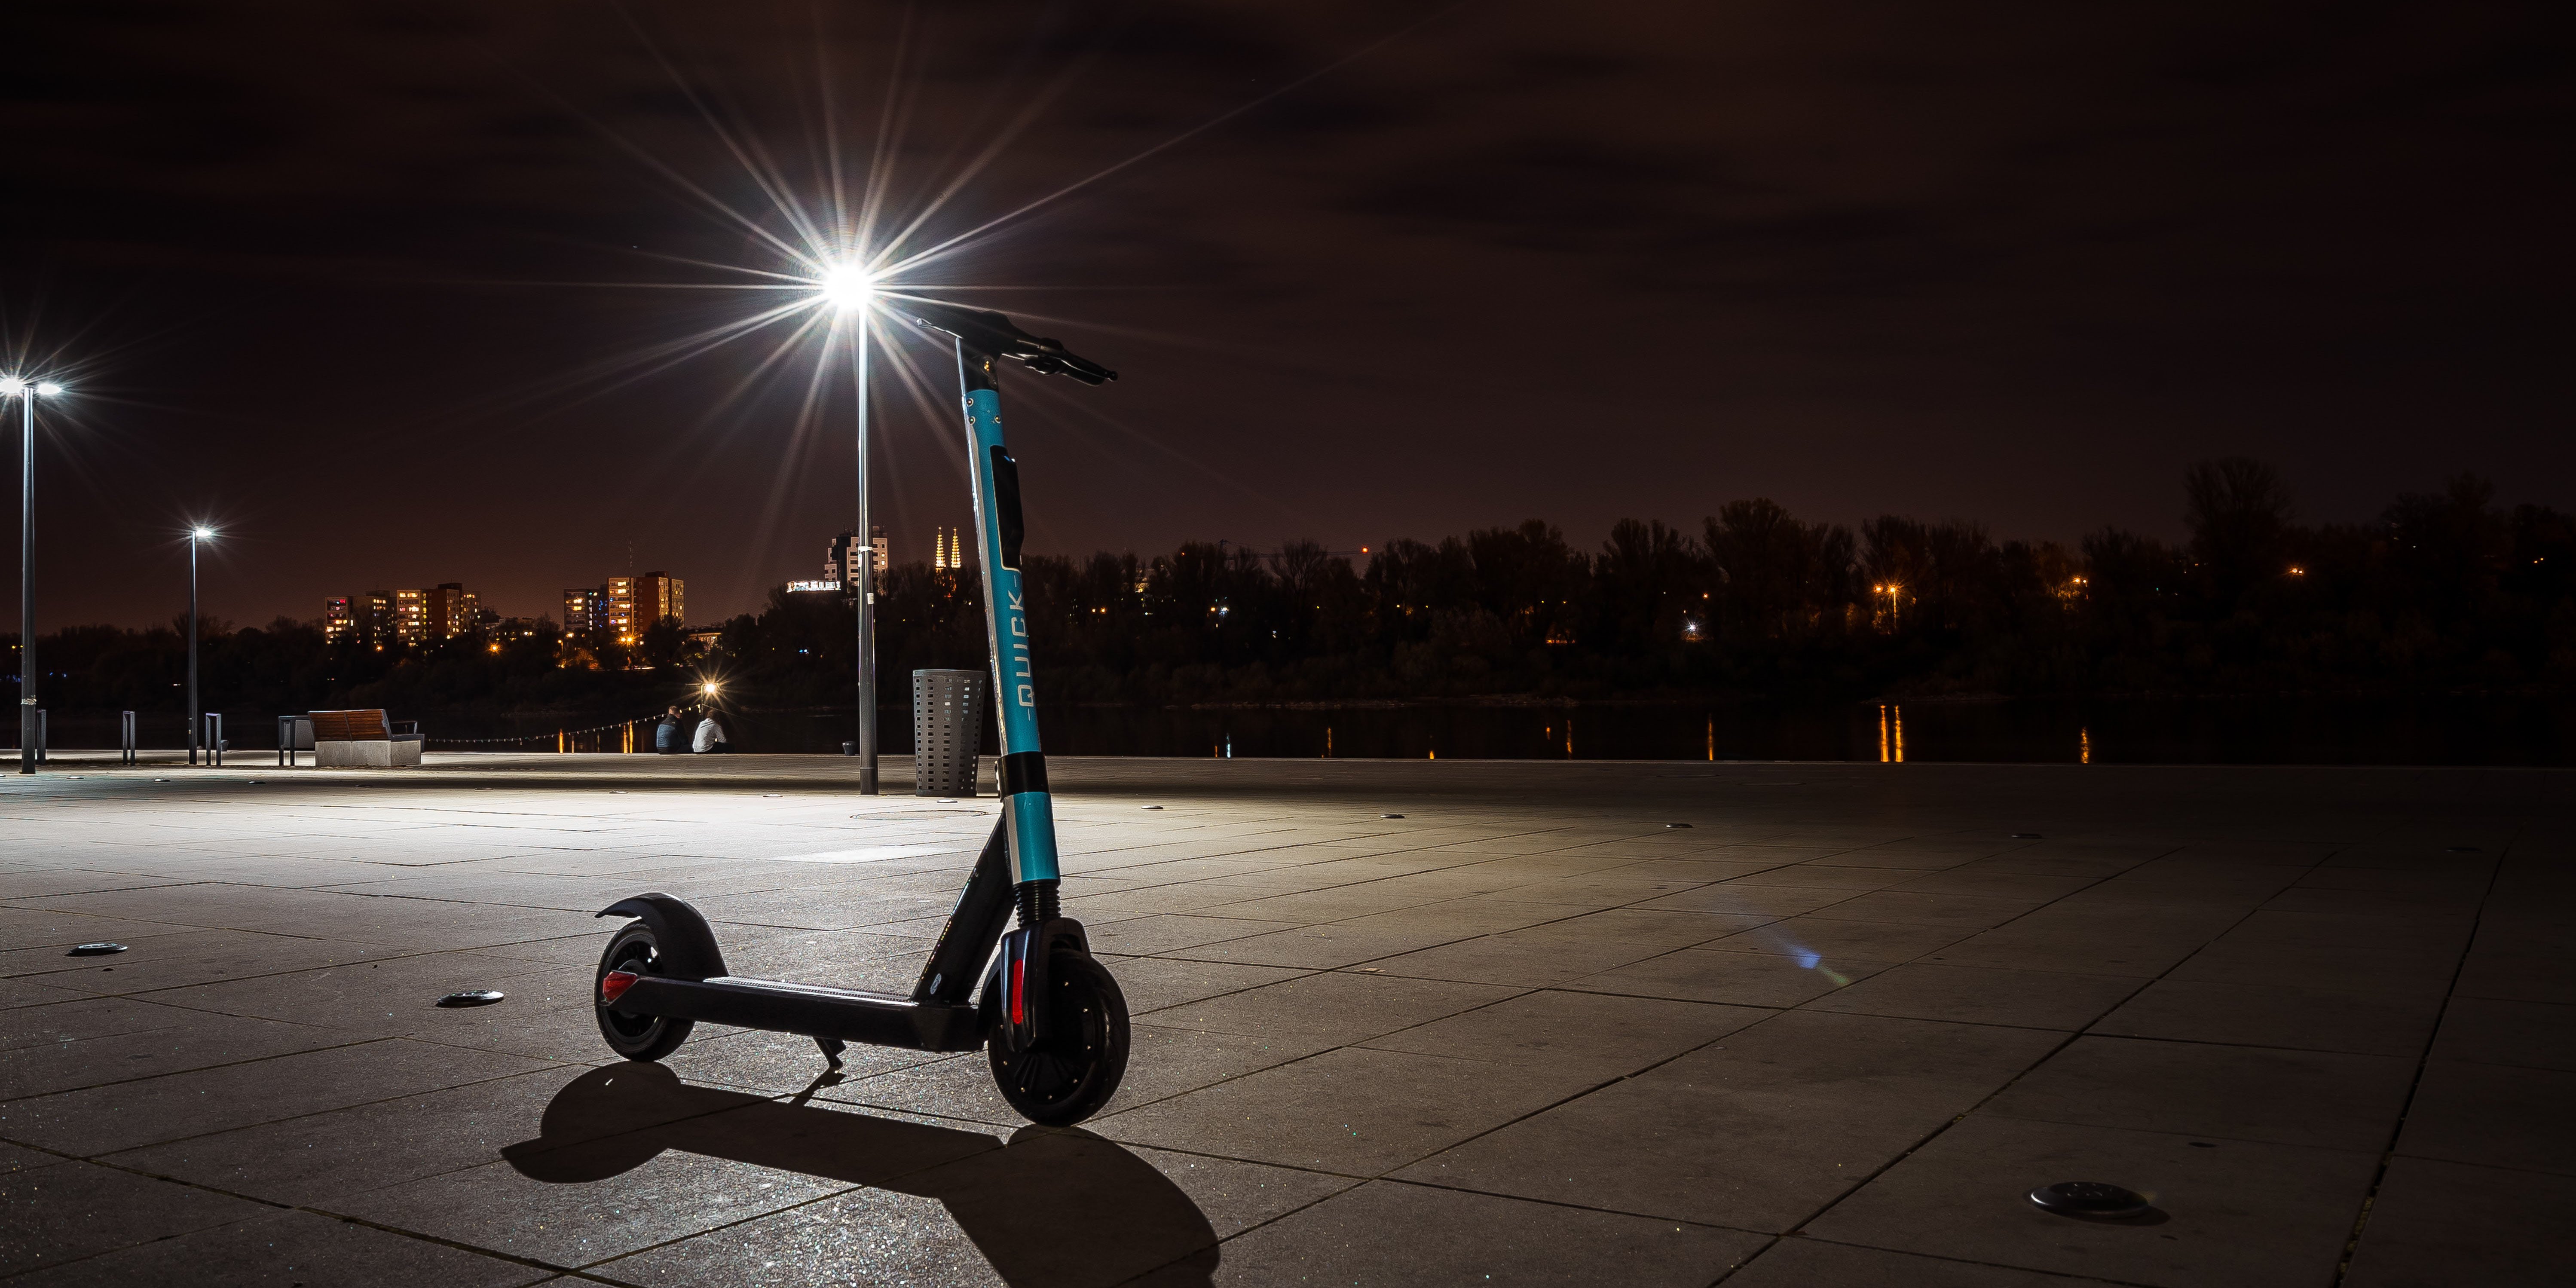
[278, 715, 289, 767]
[205, 712, 223, 767]
[34, 708, 43, 764]
[121, 710, 136, 765]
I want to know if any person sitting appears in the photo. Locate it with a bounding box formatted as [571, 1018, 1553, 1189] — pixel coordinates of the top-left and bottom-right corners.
[655, 706, 685, 754]
[692, 709, 731, 754]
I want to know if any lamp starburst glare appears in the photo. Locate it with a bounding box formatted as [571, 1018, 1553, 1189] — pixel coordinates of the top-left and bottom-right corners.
[818, 263, 874, 311]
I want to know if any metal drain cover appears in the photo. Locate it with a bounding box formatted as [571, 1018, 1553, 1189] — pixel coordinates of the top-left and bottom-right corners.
[436, 990, 507, 1008]
[68, 942, 129, 957]
[2028, 1181, 2150, 1218]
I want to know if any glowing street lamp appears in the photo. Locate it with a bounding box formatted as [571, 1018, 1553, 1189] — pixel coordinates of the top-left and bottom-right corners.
[188, 526, 217, 765]
[4, 376, 64, 774]
[816, 259, 882, 792]
[819, 263, 874, 312]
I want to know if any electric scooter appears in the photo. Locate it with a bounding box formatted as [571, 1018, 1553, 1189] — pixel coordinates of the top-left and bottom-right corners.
[590, 302, 1128, 1125]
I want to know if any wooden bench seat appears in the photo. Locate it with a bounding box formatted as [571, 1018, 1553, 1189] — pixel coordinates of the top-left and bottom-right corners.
[309, 708, 423, 768]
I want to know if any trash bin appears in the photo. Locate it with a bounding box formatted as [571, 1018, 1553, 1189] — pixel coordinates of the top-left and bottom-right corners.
[913, 669, 987, 797]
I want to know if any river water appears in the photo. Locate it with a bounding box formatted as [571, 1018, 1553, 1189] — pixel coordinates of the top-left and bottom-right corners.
[45, 695, 2570, 765]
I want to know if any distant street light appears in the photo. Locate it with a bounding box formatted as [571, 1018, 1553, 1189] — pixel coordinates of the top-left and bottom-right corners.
[4, 376, 64, 775]
[188, 526, 216, 765]
[816, 260, 881, 793]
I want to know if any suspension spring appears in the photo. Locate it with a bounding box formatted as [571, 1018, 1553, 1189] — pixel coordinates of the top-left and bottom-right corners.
[1016, 879, 1060, 930]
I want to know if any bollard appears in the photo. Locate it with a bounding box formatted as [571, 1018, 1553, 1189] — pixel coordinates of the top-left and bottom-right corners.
[204, 713, 223, 767]
[121, 711, 137, 765]
[912, 670, 988, 797]
[35, 710, 45, 764]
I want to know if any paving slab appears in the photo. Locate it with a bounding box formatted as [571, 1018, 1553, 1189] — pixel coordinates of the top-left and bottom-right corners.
[1193, 1180, 1765, 1287]
[1723, 1237, 2109, 1286]
[2391, 1059, 2576, 1175]
[0, 1038, 558, 1156]
[4, 1208, 551, 1287]
[0, 1156, 272, 1276]
[1805, 1114, 2381, 1287]
[1390, 1010, 2064, 1231]
[1, 754, 2566, 1285]
[2090, 976, 2446, 1056]
[2342, 1156, 2576, 1288]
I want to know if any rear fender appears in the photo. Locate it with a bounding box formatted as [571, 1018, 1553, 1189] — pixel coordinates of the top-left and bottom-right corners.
[596, 893, 729, 981]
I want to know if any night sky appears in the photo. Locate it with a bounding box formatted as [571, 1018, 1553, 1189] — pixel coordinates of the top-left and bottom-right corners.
[3, 1, 2568, 630]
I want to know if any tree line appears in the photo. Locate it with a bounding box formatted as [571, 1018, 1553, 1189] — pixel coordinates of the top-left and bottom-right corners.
[11, 460, 2572, 721]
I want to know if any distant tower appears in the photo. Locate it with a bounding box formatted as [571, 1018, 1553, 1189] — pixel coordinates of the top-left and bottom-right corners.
[829, 528, 888, 587]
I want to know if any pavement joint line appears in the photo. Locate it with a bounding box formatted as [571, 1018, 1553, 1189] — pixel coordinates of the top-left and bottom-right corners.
[1771, 846, 2340, 1250]
[0, 1033, 400, 1106]
[1331, 1169, 1782, 1233]
[16, 942, 565, 1009]
[1, 928, 400, 982]
[566, 1181, 879, 1281]
[8, 1141, 615, 1285]
[12, 1046, 581, 1147]
[1115, 846, 1839, 960]
[1726, 1234, 2169, 1288]
[1752, 852, 2186, 1244]
[2329, 836, 2507, 1287]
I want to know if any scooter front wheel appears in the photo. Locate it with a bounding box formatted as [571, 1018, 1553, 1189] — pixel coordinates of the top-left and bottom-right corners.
[989, 952, 1130, 1125]
[595, 923, 694, 1062]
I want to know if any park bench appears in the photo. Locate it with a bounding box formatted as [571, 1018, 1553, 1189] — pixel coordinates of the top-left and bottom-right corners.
[309, 709, 423, 768]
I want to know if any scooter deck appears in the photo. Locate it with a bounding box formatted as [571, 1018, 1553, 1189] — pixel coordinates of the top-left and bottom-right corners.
[615, 975, 983, 1053]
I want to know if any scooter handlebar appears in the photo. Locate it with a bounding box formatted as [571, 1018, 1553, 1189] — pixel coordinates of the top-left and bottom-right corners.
[899, 298, 1118, 385]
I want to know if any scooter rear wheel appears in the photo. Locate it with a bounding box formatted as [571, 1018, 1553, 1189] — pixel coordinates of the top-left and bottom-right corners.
[596, 923, 694, 1062]
[989, 952, 1129, 1125]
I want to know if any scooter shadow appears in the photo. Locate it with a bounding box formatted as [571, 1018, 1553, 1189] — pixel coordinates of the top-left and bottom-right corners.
[501, 1064, 1216, 1287]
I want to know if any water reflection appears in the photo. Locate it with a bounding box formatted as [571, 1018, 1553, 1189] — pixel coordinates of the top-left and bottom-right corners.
[80, 693, 2576, 763]
[502, 1065, 1216, 1286]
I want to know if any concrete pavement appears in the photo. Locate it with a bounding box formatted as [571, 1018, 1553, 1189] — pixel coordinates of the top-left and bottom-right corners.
[2, 753, 2568, 1285]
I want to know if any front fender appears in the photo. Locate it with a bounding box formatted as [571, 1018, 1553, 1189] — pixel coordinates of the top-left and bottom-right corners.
[982, 918, 1091, 1053]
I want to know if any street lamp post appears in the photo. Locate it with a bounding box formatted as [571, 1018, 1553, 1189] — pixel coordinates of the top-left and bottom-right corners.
[823, 264, 880, 794]
[5, 376, 63, 776]
[188, 527, 214, 765]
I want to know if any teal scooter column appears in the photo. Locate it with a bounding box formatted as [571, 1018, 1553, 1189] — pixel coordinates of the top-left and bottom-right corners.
[958, 346, 1062, 887]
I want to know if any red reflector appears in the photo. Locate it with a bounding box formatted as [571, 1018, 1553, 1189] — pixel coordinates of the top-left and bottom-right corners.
[600, 970, 639, 1003]
[1010, 957, 1027, 1026]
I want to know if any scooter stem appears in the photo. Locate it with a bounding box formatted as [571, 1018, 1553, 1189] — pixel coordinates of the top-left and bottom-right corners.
[958, 345, 1062, 895]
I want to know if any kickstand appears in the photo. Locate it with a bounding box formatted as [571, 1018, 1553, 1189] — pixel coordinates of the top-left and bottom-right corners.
[815, 1036, 846, 1069]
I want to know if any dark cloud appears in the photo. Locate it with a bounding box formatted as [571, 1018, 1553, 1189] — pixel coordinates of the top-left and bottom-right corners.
[0, 0, 2568, 632]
